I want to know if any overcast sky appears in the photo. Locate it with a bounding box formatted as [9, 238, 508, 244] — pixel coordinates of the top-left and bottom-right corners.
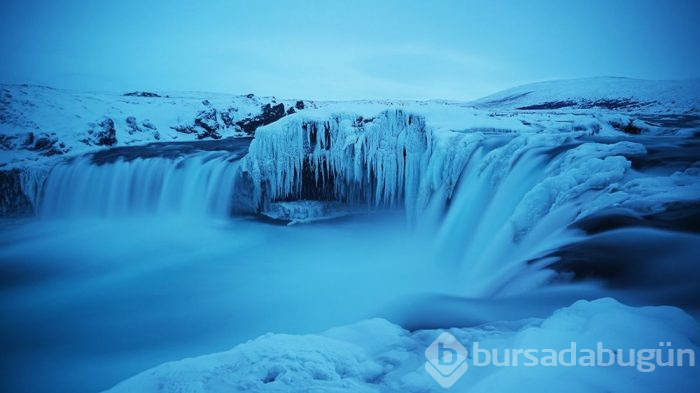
[1, 0, 699, 100]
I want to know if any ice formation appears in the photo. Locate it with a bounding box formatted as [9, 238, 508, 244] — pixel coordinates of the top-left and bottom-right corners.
[237, 111, 431, 222]
[236, 108, 696, 240]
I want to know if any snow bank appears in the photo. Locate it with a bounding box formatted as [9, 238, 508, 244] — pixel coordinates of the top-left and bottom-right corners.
[105, 298, 700, 393]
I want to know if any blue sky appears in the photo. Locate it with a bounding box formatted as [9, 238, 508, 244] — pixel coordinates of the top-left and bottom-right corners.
[1, 0, 699, 100]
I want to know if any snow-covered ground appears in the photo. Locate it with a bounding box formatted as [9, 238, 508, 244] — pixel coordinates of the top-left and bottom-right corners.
[107, 298, 699, 393]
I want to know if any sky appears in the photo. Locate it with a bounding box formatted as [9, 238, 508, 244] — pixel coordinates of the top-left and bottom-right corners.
[1, 0, 699, 100]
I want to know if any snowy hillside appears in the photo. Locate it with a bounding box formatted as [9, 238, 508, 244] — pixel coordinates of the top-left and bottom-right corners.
[0, 84, 309, 169]
[471, 77, 700, 113]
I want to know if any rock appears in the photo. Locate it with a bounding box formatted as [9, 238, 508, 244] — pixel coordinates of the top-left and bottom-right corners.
[23, 132, 70, 156]
[83, 117, 117, 146]
[170, 124, 197, 134]
[295, 100, 305, 110]
[126, 116, 141, 134]
[124, 91, 160, 98]
[220, 108, 237, 128]
[170, 105, 222, 139]
[0, 169, 33, 216]
[0, 134, 16, 150]
[127, 116, 159, 140]
[235, 103, 286, 134]
[141, 120, 157, 131]
[610, 119, 643, 134]
[193, 107, 221, 139]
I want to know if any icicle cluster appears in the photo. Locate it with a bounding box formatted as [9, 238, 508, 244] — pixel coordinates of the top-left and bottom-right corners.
[238, 110, 473, 221]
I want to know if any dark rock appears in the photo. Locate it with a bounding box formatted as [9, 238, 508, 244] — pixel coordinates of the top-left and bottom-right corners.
[517, 100, 577, 110]
[245, 93, 255, 99]
[141, 120, 157, 131]
[194, 107, 221, 139]
[580, 98, 644, 110]
[0, 89, 12, 123]
[23, 132, 70, 156]
[610, 119, 643, 134]
[83, 118, 117, 146]
[0, 134, 16, 150]
[170, 125, 197, 134]
[295, 100, 305, 110]
[0, 169, 33, 216]
[171, 103, 224, 139]
[126, 116, 141, 134]
[286, 107, 296, 115]
[96, 118, 117, 146]
[124, 91, 161, 98]
[126, 116, 159, 140]
[352, 116, 374, 127]
[220, 108, 237, 128]
[517, 98, 646, 111]
[33, 137, 53, 151]
[235, 103, 286, 134]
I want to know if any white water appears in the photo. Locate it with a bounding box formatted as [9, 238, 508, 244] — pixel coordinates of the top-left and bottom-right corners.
[40, 152, 241, 218]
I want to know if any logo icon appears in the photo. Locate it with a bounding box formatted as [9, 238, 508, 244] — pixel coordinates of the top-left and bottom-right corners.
[425, 332, 469, 388]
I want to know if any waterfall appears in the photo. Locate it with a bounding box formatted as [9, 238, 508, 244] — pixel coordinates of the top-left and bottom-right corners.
[40, 151, 243, 218]
[235, 110, 692, 295]
[32, 109, 699, 297]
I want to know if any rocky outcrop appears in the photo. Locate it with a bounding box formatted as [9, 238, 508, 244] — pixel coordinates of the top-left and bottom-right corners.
[0, 132, 70, 156]
[82, 117, 118, 146]
[220, 107, 238, 128]
[236, 103, 286, 134]
[193, 103, 221, 139]
[609, 119, 644, 134]
[171, 101, 223, 139]
[0, 169, 33, 216]
[24, 132, 70, 156]
[170, 100, 297, 138]
[126, 116, 160, 140]
[124, 91, 161, 98]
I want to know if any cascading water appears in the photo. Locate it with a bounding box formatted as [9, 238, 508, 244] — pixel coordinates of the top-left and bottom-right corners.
[234, 109, 700, 300]
[40, 150, 245, 218]
[31, 109, 698, 300]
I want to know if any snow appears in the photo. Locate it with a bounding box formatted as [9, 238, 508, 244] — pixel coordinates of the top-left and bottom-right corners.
[105, 298, 700, 393]
[0, 84, 297, 169]
[472, 77, 700, 114]
[510, 141, 648, 238]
